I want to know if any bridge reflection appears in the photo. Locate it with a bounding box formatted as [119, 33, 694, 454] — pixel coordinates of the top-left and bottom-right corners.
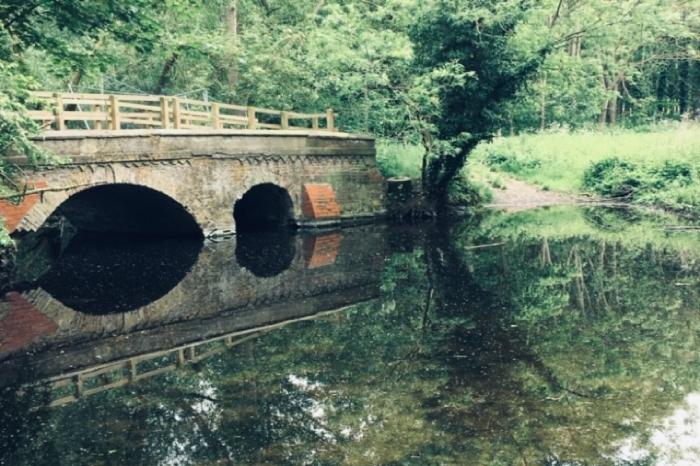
[0, 226, 386, 391]
[28, 300, 373, 409]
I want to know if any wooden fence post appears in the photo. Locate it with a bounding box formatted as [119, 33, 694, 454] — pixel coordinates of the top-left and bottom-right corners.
[54, 93, 65, 130]
[160, 96, 170, 129]
[211, 102, 221, 129]
[326, 108, 335, 131]
[280, 111, 289, 129]
[109, 95, 120, 130]
[246, 106, 256, 129]
[93, 104, 102, 130]
[311, 116, 319, 130]
[172, 97, 181, 129]
[74, 375, 83, 398]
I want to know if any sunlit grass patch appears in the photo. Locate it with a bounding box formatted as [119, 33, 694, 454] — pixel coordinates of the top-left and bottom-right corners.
[469, 123, 700, 212]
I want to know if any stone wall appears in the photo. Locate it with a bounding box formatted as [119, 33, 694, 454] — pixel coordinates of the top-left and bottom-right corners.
[1, 129, 387, 236]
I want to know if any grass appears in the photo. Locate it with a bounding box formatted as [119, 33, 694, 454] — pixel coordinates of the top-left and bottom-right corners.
[377, 124, 700, 213]
[475, 205, 700, 253]
[376, 140, 494, 205]
[376, 141, 424, 179]
[469, 123, 700, 213]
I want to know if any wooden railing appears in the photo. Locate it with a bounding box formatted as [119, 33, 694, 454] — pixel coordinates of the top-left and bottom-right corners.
[26, 91, 337, 132]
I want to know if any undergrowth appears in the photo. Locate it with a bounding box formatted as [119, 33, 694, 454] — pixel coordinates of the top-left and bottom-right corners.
[470, 123, 700, 214]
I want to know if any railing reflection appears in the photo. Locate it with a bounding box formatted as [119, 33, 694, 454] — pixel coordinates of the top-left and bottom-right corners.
[28, 302, 366, 409]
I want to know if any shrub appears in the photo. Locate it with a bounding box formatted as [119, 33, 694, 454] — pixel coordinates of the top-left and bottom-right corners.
[650, 161, 692, 188]
[484, 150, 540, 174]
[448, 176, 493, 205]
[582, 157, 643, 198]
[583, 157, 697, 205]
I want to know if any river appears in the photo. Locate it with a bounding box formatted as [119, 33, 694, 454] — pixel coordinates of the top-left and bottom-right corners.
[1, 205, 700, 465]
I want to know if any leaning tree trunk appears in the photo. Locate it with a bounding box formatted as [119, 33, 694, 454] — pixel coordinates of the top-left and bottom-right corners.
[423, 138, 481, 212]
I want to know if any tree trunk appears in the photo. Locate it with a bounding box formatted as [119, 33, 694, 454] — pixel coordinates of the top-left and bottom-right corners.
[225, 0, 239, 88]
[692, 61, 700, 118]
[425, 138, 480, 211]
[656, 68, 668, 115]
[598, 73, 609, 129]
[679, 59, 690, 115]
[539, 74, 547, 131]
[598, 101, 608, 129]
[607, 84, 618, 128]
[153, 52, 179, 94]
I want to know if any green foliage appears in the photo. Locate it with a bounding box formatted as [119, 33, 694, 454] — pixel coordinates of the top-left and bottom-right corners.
[503, 0, 700, 131]
[0, 221, 10, 246]
[471, 124, 700, 212]
[0, 0, 164, 196]
[447, 175, 493, 205]
[375, 141, 424, 179]
[0, 0, 697, 219]
[582, 157, 643, 198]
[409, 0, 552, 203]
[582, 157, 700, 212]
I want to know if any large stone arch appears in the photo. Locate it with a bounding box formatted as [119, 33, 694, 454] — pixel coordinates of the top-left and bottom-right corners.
[12, 165, 206, 236]
[45, 183, 202, 236]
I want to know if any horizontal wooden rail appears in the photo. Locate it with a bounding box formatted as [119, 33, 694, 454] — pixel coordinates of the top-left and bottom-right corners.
[26, 91, 338, 132]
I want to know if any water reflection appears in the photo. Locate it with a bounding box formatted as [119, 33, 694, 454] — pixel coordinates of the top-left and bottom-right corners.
[2, 207, 700, 465]
[0, 227, 383, 383]
[38, 233, 203, 314]
[235, 231, 296, 277]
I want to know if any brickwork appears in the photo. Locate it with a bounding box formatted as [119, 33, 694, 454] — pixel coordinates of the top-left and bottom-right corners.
[304, 232, 342, 268]
[302, 183, 341, 219]
[2, 131, 386, 236]
[0, 292, 57, 354]
[0, 181, 48, 232]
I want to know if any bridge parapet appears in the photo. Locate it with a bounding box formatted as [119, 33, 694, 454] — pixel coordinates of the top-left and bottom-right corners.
[26, 129, 374, 165]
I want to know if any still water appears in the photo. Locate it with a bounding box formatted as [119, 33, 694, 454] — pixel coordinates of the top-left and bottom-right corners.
[2, 206, 700, 465]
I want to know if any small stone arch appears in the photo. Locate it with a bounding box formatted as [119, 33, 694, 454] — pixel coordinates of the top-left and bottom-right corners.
[233, 183, 296, 233]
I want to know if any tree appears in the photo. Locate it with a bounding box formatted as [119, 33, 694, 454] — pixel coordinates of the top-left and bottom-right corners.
[407, 0, 555, 208]
[0, 0, 163, 194]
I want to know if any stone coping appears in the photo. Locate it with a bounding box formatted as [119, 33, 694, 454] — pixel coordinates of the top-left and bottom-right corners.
[31, 129, 374, 141]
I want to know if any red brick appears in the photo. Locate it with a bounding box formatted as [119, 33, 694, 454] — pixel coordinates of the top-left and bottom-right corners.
[302, 183, 341, 219]
[304, 233, 342, 268]
[0, 292, 58, 354]
[0, 180, 48, 232]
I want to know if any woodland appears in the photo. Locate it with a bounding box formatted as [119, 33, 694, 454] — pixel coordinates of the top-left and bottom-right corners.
[0, 0, 698, 208]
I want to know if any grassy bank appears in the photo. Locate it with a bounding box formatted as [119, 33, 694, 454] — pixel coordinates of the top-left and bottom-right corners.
[376, 141, 493, 205]
[470, 123, 700, 214]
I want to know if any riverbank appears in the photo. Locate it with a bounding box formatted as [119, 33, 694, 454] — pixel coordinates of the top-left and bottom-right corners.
[470, 123, 700, 215]
[377, 123, 700, 215]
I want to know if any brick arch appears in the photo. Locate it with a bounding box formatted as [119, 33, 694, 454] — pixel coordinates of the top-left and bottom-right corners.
[6, 180, 205, 236]
[233, 182, 296, 233]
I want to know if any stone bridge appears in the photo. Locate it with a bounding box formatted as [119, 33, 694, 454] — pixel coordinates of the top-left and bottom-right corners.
[0, 129, 386, 237]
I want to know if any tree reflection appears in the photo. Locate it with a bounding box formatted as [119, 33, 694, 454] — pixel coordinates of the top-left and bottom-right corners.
[4, 207, 700, 465]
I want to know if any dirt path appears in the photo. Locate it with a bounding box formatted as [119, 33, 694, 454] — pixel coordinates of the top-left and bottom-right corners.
[484, 176, 592, 212]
